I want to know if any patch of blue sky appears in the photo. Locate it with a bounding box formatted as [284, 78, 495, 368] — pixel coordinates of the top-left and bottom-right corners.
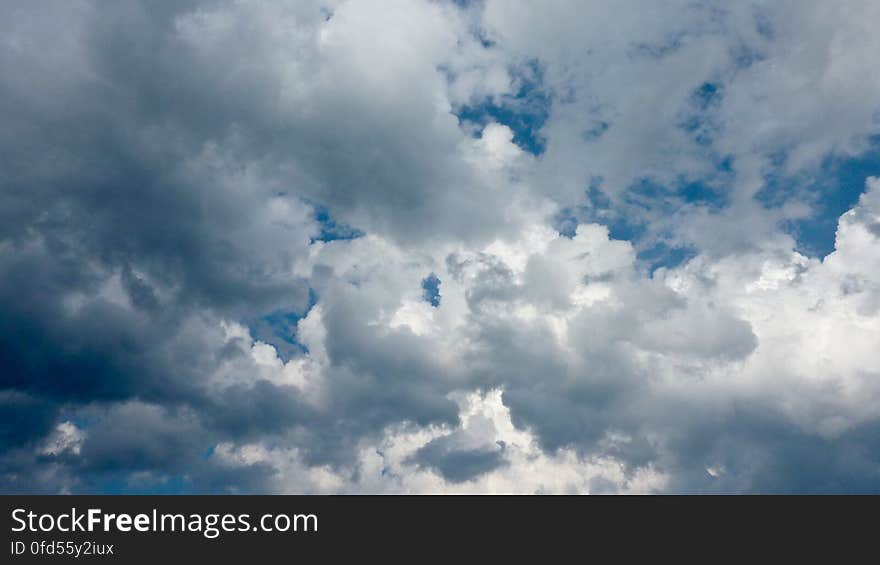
[624, 174, 729, 216]
[621, 180, 712, 272]
[757, 136, 880, 257]
[555, 180, 641, 240]
[679, 81, 723, 146]
[452, 59, 550, 155]
[638, 242, 698, 274]
[556, 175, 726, 272]
[246, 288, 317, 362]
[311, 203, 364, 243]
[421, 273, 441, 307]
[555, 181, 619, 236]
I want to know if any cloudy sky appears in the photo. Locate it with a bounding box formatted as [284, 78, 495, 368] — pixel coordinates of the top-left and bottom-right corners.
[2, 0, 880, 494]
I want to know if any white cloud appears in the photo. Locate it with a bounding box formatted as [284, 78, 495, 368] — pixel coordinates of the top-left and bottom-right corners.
[182, 176, 874, 491]
[40, 422, 85, 457]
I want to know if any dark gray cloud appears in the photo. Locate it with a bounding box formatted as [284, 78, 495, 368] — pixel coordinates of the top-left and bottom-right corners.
[658, 405, 880, 494]
[410, 435, 506, 483]
[0, 0, 331, 490]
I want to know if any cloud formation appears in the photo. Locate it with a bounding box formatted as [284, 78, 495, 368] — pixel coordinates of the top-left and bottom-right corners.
[1, 0, 879, 493]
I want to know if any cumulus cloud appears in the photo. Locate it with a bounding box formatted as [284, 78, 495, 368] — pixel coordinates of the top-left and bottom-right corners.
[1, 0, 879, 493]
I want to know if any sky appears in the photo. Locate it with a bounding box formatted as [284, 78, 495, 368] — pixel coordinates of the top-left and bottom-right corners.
[2, 0, 880, 494]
